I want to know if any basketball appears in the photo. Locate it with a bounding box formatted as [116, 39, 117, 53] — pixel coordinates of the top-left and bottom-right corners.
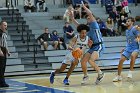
[72, 48, 83, 59]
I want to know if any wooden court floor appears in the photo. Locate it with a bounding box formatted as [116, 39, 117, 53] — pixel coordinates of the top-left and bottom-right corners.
[1, 69, 140, 93]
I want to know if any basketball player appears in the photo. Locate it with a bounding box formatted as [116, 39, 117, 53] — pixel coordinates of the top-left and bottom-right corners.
[113, 17, 140, 82]
[50, 24, 90, 85]
[70, 1, 105, 85]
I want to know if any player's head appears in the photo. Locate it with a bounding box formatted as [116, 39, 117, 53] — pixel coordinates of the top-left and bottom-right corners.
[77, 24, 89, 38]
[126, 17, 135, 27]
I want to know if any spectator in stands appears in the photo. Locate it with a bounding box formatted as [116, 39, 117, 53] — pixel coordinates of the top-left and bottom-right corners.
[81, 2, 89, 18]
[120, 8, 128, 19]
[63, 22, 75, 43]
[0, 21, 10, 87]
[118, 15, 127, 35]
[24, 0, 35, 12]
[121, 0, 129, 13]
[113, 15, 120, 36]
[116, 0, 122, 13]
[50, 30, 59, 50]
[109, 6, 118, 22]
[36, 0, 46, 12]
[37, 27, 52, 50]
[74, 5, 81, 19]
[51, 30, 67, 50]
[106, 17, 116, 36]
[97, 17, 107, 36]
[63, 5, 74, 23]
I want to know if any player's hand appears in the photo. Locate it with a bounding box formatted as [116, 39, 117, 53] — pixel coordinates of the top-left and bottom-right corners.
[120, 49, 124, 54]
[88, 39, 93, 48]
[7, 52, 10, 56]
[135, 25, 140, 31]
[135, 36, 140, 42]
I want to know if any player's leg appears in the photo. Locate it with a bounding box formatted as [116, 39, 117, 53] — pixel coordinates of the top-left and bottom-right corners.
[50, 63, 67, 84]
[81, 53, 91, 84]
[127, 51, 138, 78]
[63, 59, 79, 85]
[113, 55, 126, 82]
[88, 51, 105, 84]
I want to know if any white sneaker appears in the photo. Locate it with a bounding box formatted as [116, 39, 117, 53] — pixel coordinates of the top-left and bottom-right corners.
[95, 72, 105, 84]
[81, 75, 89, 84]
[113, 76, 122, 82]
[127, 73, 132, 78]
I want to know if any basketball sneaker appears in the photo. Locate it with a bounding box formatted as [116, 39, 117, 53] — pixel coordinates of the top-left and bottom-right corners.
[81, 75, 89, 84]
[63, 79, 70, 85]
[50, 71, 55, 84]
[127, 72, 132, 79]
[113, 76, 122, 82]
[95, 72, 105, 84]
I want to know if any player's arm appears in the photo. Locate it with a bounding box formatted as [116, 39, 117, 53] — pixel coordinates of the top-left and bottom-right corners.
[69, 11, 79, 27]
[68, 37, 77, 50]
[134, 25, 140, 42]
[81, 1, 96, 22]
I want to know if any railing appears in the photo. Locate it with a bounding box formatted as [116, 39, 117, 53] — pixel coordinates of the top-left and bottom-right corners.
[16, 10, 20, 33]
[6, 0, 18, 7]
[21, 21, 25, 43]
[33, 39, 38, 68]
[11, 5, 14, 22]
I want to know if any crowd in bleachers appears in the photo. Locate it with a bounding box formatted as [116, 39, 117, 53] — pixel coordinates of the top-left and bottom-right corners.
[24, 0, 47, 12]
[21, 0, 139, 50]
[62, 0, 131, 37]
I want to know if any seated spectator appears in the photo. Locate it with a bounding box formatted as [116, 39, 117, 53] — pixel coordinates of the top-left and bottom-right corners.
[116, 0, 122, 13]
[24, 0, 35, 12]
[63, 22, 75, 43]
[113, 16, 120, 36]
[51, 30, 67, 50]
[74, 5, 81, 19]
[109, 6, 118, 22]
[81, 2, 89, 18]
[37, 27, 52, 50]
[63, 5, 74, 23]
[118, 15, 127, 35]
[36, 0, 46, 12]
[120, 8, 128, 19]
[121, 0, 129, 13]
[97, 18, 107, 36]
[106, 17, 116, 36]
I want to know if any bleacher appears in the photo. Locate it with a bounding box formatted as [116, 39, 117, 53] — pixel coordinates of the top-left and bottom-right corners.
[0, 2, 140, 76]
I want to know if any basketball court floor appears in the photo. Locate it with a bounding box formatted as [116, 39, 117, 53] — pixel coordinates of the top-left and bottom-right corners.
[0, 69, 140, 93]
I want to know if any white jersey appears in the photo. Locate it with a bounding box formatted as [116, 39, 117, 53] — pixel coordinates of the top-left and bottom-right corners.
[62, 34, 89, 64]
[76, 35, 89, 49]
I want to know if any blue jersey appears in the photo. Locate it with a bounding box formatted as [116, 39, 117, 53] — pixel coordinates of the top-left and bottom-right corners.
[87, 21, 103, 44]
[125, 26, 140, 52]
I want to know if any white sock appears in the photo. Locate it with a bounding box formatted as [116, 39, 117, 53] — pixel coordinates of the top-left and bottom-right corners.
[129, 70, 132, 74]
[98, 70, 102, 74]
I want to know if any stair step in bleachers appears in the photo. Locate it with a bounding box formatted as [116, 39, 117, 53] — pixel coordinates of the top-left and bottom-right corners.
[44, 36, 139, 69]
[8, 46, 16, 52]
[8, 52, 18, 58]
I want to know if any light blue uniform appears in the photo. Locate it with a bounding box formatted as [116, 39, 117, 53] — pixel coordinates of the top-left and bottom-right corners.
[122, 26, 140, 59]
[87, 21, 105, 56]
